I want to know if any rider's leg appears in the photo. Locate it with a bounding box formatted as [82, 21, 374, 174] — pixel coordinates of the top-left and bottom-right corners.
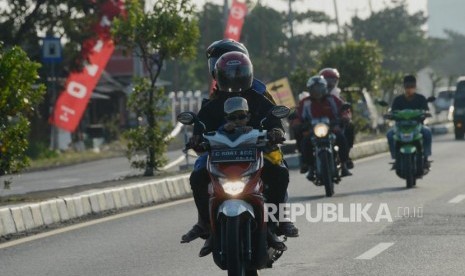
[421, 126, 432, 157]
[335, 131, 352, 177]
[421, 126, 432, 169]
[262, 159, 299, 237]
[181, 167, 210, 244]
[300, 135, 315, 180]
[344, 122, 356, 168]
[387, 129, 396, 159]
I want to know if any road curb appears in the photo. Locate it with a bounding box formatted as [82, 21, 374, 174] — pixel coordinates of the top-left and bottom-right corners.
[0, 123, 452, 238]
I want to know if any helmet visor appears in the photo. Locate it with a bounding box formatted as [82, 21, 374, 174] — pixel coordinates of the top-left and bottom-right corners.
[216, 65, 253, 93]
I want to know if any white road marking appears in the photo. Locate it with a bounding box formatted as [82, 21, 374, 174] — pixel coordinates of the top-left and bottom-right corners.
[0, 198, 194, 250]
[355, 242, 395, 260]
[161, 155, 186, 170]
[448, 194, 465, 204]
[57, 178, 80, 183]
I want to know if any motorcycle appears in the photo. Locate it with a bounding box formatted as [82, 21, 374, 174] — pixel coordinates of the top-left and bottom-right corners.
[384, 109, 432, 188]
[307, 117, 341, 197]
[177, 106, 290, 276]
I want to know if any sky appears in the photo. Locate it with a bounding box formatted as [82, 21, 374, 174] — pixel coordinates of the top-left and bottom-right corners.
[188, 0, 428, 35]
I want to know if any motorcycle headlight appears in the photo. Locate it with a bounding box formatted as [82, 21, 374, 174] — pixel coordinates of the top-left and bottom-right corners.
[313, 123, 329, 138]
[218, 177, 249, 196]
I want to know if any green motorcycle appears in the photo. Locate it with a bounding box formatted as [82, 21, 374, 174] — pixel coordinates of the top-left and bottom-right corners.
[384, 109, 431, 188]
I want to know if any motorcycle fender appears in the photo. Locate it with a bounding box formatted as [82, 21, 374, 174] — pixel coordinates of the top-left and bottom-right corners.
[400, 145, 416, 154]
[217, 199, 255, 218]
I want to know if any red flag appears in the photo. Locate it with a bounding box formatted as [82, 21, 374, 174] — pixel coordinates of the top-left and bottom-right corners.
[224, 0, 248, 40]
[51, 0, 125, 132]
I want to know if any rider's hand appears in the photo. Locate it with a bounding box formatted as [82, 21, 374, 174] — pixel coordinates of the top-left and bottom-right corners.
[242, 126, 253, 133]
[189, 135, 202, 149]
[223, 122, 236, 132]
[268, 128, 285, 144]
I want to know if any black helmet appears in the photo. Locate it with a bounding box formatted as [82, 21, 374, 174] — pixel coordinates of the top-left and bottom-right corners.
[206, 39, 249, 78]
[306, 75, 328, 100]
[214, 51, 253, 93]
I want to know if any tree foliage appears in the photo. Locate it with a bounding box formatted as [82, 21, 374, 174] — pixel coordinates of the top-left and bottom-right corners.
[318, 39, 383, 91]
[0, 0, 102, 70]
[0, 43, 45, 179]
[431, 30, 465, 78]
[349, 4, 433, 73]
[112, 0, 199, 176]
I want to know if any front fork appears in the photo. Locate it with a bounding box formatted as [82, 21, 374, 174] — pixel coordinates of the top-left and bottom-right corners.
[313, 135, 337, 177]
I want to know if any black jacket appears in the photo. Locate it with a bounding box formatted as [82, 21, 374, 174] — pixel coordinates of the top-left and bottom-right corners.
[193, 89, 283, 135]
[391, 93, 429, 111]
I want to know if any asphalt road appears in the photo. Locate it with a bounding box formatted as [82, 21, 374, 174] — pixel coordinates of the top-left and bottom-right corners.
[1, 134, 464, 275]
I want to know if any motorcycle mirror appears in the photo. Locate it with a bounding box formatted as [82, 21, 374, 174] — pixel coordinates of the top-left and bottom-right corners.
[177, 112, 196, 125]
[427, 96, 436, 103]
[271, 105, 290, 119]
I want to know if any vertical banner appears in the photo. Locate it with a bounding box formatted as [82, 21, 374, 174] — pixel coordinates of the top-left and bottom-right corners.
[51, 0, 125, 132]
[224, 0, 248, 40]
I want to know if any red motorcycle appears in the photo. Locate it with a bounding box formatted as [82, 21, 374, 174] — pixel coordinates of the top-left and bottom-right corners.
[177, 106, 289, 276]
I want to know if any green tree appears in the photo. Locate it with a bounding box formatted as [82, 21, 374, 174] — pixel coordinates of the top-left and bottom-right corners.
[317, 40, 383, 132]
[349, 4, 434, 73]
[0, 43, 46, 183]
[318, 39, 383, 92]
[162, 2, 223, 91]
[0, 0, 103, 70]
[431, 30, 465, 78]
[112, 0, 199, 176]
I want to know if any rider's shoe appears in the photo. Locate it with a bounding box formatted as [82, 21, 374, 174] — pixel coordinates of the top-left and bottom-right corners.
[300, 162, 309, 174]
[341, 163, 352, 177]
[277, 221, 299, 238]
[306, 166, 315, 181]
[181, 223, 209, 243]
[267, 226, 288, 251]
[347, 158, 354, 169]
[198, 235, 213, 257]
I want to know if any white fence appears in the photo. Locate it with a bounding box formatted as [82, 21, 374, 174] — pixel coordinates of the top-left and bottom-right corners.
[168, 90, 205, 126]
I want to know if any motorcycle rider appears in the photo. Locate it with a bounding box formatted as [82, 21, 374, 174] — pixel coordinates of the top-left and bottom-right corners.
[206, 39, 276, 104]
[387, 74, 432, 169]
[182, 51, 297, 257]
[319, 68, 355, 168]
[181, 39, 298, 245]
[298, 75, 353, 181]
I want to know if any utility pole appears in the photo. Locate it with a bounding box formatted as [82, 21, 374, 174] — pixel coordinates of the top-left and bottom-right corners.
[288, 0, 296, 70]
[223, 0, 229, 31]
[332, 0, 341, 34]
[368, 0, 373, 14]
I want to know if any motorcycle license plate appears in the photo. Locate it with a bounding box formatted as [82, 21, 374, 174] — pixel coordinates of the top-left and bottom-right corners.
[210, 148, 257, 163]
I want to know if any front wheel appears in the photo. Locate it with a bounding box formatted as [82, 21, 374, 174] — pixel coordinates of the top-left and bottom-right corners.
[319, 151, 334, 197]
[226, 216, 245, 276]
[402, 154, 416, 189]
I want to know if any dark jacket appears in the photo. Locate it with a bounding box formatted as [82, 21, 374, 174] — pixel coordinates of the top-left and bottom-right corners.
[391, 93, 429, 111]
[194, 89, 283, 136]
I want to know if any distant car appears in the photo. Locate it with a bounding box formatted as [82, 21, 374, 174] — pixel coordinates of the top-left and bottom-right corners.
[453, 77, 465, 139]
[433, 87, 455, 113]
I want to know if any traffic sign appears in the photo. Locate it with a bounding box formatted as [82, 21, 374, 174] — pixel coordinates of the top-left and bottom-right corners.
[42, 37, 62, 63]
[266, 78, 296, 108]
